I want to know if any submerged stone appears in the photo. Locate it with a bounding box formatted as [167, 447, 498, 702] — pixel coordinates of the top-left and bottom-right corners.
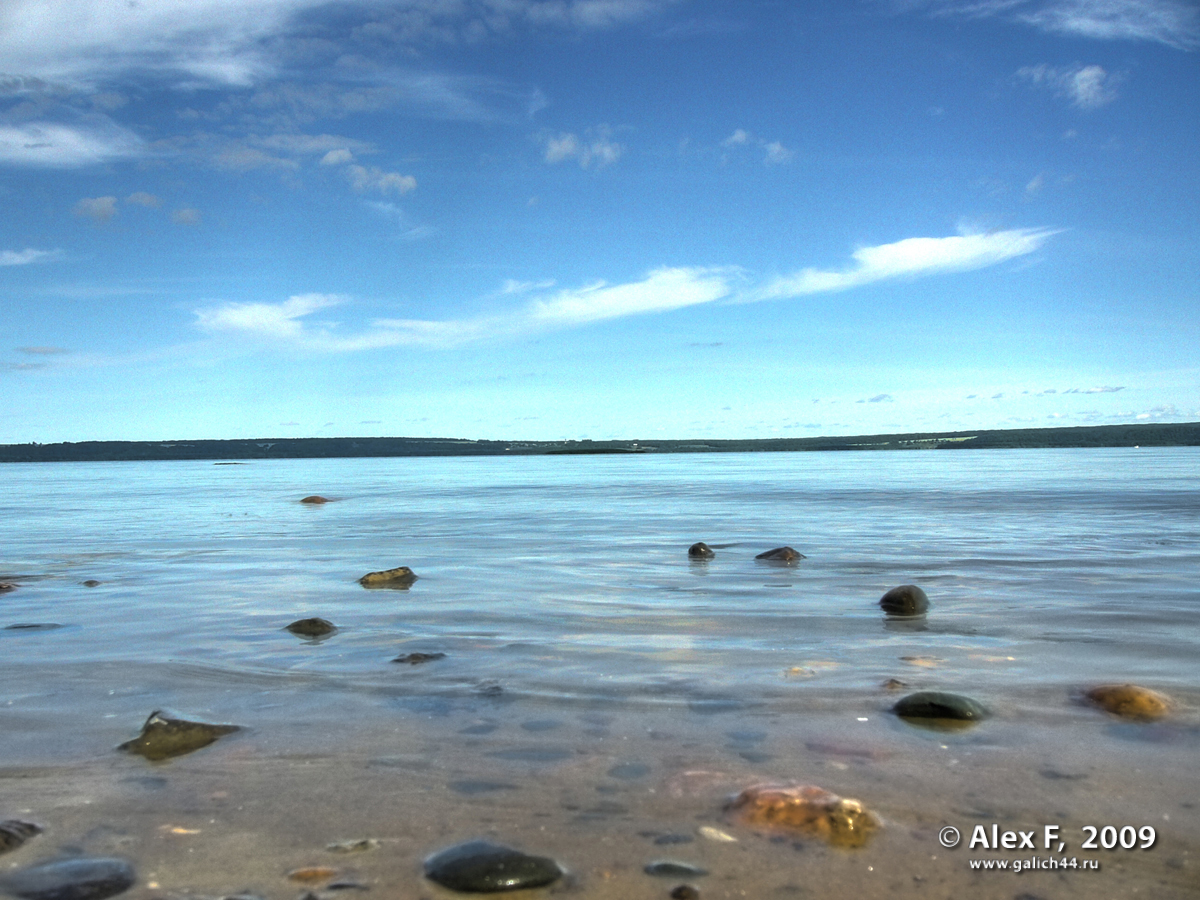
[286, 618, 336, 638]
[670, 887, 700, 900]
[300, 496, 330, 504]
[687, 542, 715, 559]
[423, 839, 563, 893]
[326, 839, 380, 854]
[0, 820, 42, 855]
[81, 581, 102, 588]
[644, 861, 708, 878]
[1084, 684, 1172, 721]
[4, 624, 63, 631]
[892, 691, 989, 722]
[392, 652, 446, 665]
[755, 547, 805, 562]
[725, 783, 879, 848]
[0, 583, 17, 593]
[0, 857, 135, 900]
[118, 711, 241, 761]
[358, 566, 417, 588]
[879, 585, 928, 616]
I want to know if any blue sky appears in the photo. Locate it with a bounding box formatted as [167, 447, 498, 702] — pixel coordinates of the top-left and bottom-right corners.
[2, 0, 1198, 442]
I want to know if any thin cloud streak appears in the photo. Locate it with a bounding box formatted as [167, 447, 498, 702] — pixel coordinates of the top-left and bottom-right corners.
[1, 247, 62, 266]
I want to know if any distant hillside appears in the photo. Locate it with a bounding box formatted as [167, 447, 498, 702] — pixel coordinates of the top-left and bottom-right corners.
[2, 421, 1198, 463]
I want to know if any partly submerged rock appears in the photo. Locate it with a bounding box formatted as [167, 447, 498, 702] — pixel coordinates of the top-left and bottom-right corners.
[300, 496, 330, 504]
[879, 585, 928, 616]
[81, 580, 102, 588]
[0, 820, 43, 855]
[754, 547, 805, 562]
[286, 618, 337, 638]
[0, 857, 135, 900]
[118, 711, 241, 761]
[726, 783, 879, 848]
[0, 583, 17, 593]
[392, 652, 446, 665]
[1084, 684, 1172, 721]
[358, 566, 417, 589]
[893, 691, 989, 722]
[423, 839, 564, 893]
[644, 861, 707, 878]
[4, 624, 63, 631]
[687, 542, 715, 559]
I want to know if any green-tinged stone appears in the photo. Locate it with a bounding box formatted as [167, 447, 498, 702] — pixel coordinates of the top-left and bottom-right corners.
[879, 585, 929, 616]
[644, 861, 708, 878]
[286, 618, 336, 638]
[893, 691, 989, 722]
[423, 840, 563, 893]
[392, 652, 446, 665]
[0, 857, 135, 900]
[358, 566, 417, 588]
[118, 711, 241, 761]
[300, 496, 330, 504]
[0, 820, 42, 854]
[755, 547, 805, 561]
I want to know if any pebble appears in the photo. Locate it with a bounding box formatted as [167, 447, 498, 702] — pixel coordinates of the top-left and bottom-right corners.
[881, 678, 907, 691]
[118, 710, 241, 761]
[725, 783, 879, 848]
[1084, 684, 1172, 721]
[687, 542, 715, 559]
[81, 580, 102, 587]
[392, 652, 446, 665]
[644, 862, 707, 878]
[754, 547, 805, 562]
[287, 868, 338, 884]
[325, 840, 379, 854]
[423, 840, 564, 893]
[358, 566, 416, 588]
[670, 887, 700, 900]
[879, 584, 928, 616]
[0, 820, 43, 854]
[892, 691, 989, 722]
[286, 618, 337, 638]
[697, 827, 737, 843]
[300, 496, 331, 504]
[0, 857, 135, 900]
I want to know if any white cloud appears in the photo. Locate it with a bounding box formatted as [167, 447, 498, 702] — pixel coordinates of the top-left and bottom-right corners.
[1, 247, 61, 266]
[171, 207, 202, 225]
[195, 293, 346, 339]
[1016, 63, 1121, 108]
[345, 164, 416, 194]
[528, 267, 731, 325]
[73, 195, 118, 222]
[0, 120, 144, 167]
[543, 127, 623, 168]
[763, 140, 793, 164]
[320, 148, 354, 165]
[722, 128, 750, 147]
[126, 191, 161, 208]
[544, 132, 580, 163]
[756, 227, 1060, 300]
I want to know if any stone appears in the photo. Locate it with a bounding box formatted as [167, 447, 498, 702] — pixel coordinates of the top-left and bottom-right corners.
[0, 583, 17, 593]
[300, 496, 330, 504]
[118, 711, 241, 761]
[0, 820, 42, 855]
[644, 862, 707, 878]
[754, 547, 805, 562]
[287, 868, 338, 884]
[358, 567, 416, 588]
[881, 678, 907, 691]
[392, 652, 445, 665]
[879, 585, 928, 616]
[423, 840, 563, 893]
[4, 624, 63, 631]
[892, 691, 989, 722]
[0, 857, 135, 900]
[326, 840, 379, 854]
[687, 542, 714, 559]
[670, 887, 700, 900]
[1084, 684, 1172, 721]
[286, 618, 336, 638]
[726, 783, 879, 848]
[81, 581, 102, 588]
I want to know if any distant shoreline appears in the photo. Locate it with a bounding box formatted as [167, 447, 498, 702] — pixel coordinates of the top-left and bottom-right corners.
[2, 421, 1198, 462]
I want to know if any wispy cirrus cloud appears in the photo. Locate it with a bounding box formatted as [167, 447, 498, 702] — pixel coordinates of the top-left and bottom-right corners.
[1016, 63, 1121, 108]
[1, 247, 62, 266]
[195, 226, 1059, 351]
[0, 119, 144, 168]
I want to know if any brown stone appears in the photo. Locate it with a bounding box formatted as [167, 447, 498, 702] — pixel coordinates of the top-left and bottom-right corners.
[0, 583, 17, 593]
[725, 783, 879, 848]
[1084, 684, 1172, 721]
[359, 566, 417, 588]
[300, 496, 330, 504]
[286, 867, 338, 884]
[754, 547, 805, 562]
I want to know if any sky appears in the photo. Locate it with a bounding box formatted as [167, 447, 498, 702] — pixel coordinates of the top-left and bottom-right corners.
[2, 0, 1198, 443]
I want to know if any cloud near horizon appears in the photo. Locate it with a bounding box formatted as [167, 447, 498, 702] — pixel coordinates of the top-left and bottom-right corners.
[195, 228, 1057, 350]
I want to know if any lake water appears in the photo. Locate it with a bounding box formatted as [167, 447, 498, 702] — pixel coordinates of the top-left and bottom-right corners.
[1, 449, 1197, 899]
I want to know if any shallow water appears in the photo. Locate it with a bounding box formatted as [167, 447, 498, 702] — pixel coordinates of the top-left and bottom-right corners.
[1, 449, 1197, 898]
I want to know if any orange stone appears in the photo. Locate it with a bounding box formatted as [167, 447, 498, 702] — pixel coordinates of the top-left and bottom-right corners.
[726, 783, 879, 848]
[1085, 684, 1172, 721]
[286, 867, 338, 883]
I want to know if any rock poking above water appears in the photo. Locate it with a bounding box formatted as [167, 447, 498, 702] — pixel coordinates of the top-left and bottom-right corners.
[0, 820, 43, 855]
[754, 547, 805, 562]
[1084, 684, 1172, 721]
[81, 580, 102, 588]
[644, 862, 708, 878]
[892, 691, 989, 722]
[687, 542, 715, 559]
[358, 566, 417, 589]
[726, 783, 879, 848]
[0, 583, 17, 593]
[118, 711, 241, 761]
[286, 618, 337, 638]
[0, 857, 135, 900]
[879, 585, 928, 616]
[300, 496, 331, 504]
[392, 652, 446, 665]
[423, 839, 564, 893]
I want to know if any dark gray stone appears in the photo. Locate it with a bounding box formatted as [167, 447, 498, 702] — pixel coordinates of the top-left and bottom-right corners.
[0, 857, 135, 900]
[893, 691, 989, 722]
[879, 585, 929, 616]
[0, 821, 42, 855]
[286, 618, 336, 638]
[423, 840, 563, 893]
[118, 711, 241, 761]
[644, 861, 708, 878]
[392, 652, 445, 665]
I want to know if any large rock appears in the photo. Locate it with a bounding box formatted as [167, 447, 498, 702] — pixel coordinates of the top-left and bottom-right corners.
[755, 547, 805, 562]
[359, 566, 417, 588]
[725, 783, 878, 848]
[0, 857, 135, 900]
[0, 821, 42, 855]
[300, 496, 330, 504]
[879, 585, 928, 616]
[423, 840, 564, 893]
[286, 618, 336, 638]
[892, 691, 989, 722]
[687, 542, 715, 559]
[1084, 684, 1172, 721]
[118, 711, 241, 761]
